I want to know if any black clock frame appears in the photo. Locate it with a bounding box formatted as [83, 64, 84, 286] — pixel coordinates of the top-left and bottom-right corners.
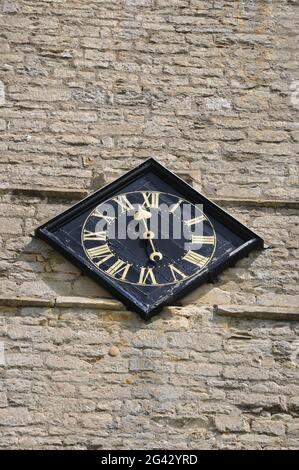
[35, 158, 264, 319]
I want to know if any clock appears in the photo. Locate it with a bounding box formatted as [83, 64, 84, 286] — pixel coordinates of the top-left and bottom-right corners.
[35, 158, 263, 319]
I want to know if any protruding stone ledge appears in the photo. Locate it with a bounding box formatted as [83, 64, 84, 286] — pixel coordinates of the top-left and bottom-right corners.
[1, 297, 298, 320]
[214, 305, 299, 321]
[0, 296, 55, 308]
[0, 295, 124, 311]
[212, 197, 299, 209]
[1, 186, 299, 208]
[0, 186, 88, 200]
[55, 296, 124, 310]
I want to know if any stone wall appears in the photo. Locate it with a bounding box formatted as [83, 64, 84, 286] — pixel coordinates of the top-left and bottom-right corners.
[0, 0, 298, 450]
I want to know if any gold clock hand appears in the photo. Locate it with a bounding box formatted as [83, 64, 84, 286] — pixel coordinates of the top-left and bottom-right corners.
[141, 217, 163, 262]
[134, 206, 152, 221]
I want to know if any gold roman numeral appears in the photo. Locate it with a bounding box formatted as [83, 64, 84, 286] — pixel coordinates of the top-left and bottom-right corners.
[106, 259, 131, 280]
[92, 208, 115, 224]
[191, 235, 215, 245]
[183, 250, 208, 268]
[142, 192, 160, 209]
[169, 264, 187, 282]
[83, 230, 107, 241]
[169, 199, 183, 213]
[113, 195, 134, 212]
[86, 244, 114, 266]
[138, 267, 157, 285]
[185, 215, 205, 227]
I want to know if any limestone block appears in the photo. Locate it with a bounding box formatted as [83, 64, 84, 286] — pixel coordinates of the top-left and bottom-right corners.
[0, 408, 31, 426]
[215, 415, 249, 433]
[0, 81, 5, 106]
[251, 419, 286, 436]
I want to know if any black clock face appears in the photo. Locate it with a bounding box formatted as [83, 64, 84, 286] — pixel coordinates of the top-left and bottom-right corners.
[82, 192, 216, 286]
[35, 158, 263, 319]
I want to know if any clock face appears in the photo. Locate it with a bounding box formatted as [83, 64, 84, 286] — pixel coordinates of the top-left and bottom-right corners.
[82, 192, 216, 286]
[35, 158, 263, 319]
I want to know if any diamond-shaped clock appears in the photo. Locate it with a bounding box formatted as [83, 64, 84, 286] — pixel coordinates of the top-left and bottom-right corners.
[35, 158, 263, 319]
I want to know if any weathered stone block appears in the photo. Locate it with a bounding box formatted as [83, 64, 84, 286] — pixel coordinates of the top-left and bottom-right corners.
[215, 415, 248, 433]
[0, 408, 31, 426]
[0, 81, 5, 106]
[0, 217, 23, 235]
[251, 419, 286, 436]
